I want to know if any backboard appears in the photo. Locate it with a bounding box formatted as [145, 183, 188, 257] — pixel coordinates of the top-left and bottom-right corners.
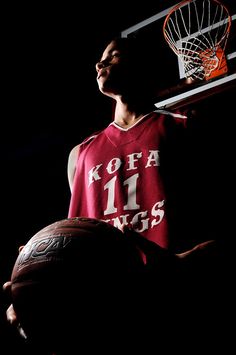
[121, 0, 236, 109]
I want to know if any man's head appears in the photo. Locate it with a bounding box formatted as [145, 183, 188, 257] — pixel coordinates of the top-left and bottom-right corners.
[95, 36, 159, 104]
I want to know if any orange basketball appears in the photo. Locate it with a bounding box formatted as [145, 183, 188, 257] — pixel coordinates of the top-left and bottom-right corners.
[10, 217, 143, 352]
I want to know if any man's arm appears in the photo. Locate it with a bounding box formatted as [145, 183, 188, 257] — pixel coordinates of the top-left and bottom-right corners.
[67, 144, 81, 192]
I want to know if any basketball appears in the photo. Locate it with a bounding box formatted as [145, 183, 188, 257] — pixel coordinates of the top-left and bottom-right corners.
[10, 217, 144, 352]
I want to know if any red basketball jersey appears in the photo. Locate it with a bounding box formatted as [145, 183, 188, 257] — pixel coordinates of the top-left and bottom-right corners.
[68, 110, 187, 248]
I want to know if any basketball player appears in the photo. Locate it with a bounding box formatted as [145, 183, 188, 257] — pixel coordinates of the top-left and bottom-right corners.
[66, 36, 232, 325]
[3, 36, 233, 353]
[66, 36, 234, 352]
[66, 36, 233, 351]
[67, 36, 222, 255]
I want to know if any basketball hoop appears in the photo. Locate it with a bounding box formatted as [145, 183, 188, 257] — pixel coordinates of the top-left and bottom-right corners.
[163, 0, 231, 81]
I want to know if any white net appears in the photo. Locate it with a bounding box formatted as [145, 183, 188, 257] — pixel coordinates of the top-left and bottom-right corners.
[163, 0, 231, 80]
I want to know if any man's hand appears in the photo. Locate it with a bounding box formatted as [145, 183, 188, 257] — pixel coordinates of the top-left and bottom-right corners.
[3, 282, 28, 340]
[2, 282, 17, 325]
[2, 245, 27, 339]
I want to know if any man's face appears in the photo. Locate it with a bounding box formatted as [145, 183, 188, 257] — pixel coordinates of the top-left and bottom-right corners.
[96, 40, 132, 97]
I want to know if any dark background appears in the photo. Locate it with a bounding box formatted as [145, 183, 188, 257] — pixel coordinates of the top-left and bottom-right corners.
[1, 2, 179, 353]
[1, 0, 182, 273]
[1, 1, 235, 353]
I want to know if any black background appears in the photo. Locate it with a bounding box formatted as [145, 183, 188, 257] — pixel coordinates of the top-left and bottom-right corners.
[1, 0, 181, 272]
[1, 1, 235, 353]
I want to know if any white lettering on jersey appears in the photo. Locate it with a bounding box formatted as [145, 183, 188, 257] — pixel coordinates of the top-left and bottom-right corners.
[106, 158, 122, 174]
[131, 211, 149, 233]
[151, 200, 165, 228]
[111, 214, 130, 229]
[123, 174, 140, 210]
[145, 150, 160, 167]
[104, 176, 117, 215]
[103, 199, 165, 233]
[127, 152, 142, 170]
[88, 164, 103, 186]
[88, 150, 160, 186]
[88, 150, 163, 232]
[104, 173, 140, 215]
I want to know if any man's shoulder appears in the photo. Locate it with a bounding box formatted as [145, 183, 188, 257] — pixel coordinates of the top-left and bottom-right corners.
[80, 128, 104, 146]
[153, 109, 189, 126]
[154, 109, 188, 120]
[152, 109, 188, 131]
